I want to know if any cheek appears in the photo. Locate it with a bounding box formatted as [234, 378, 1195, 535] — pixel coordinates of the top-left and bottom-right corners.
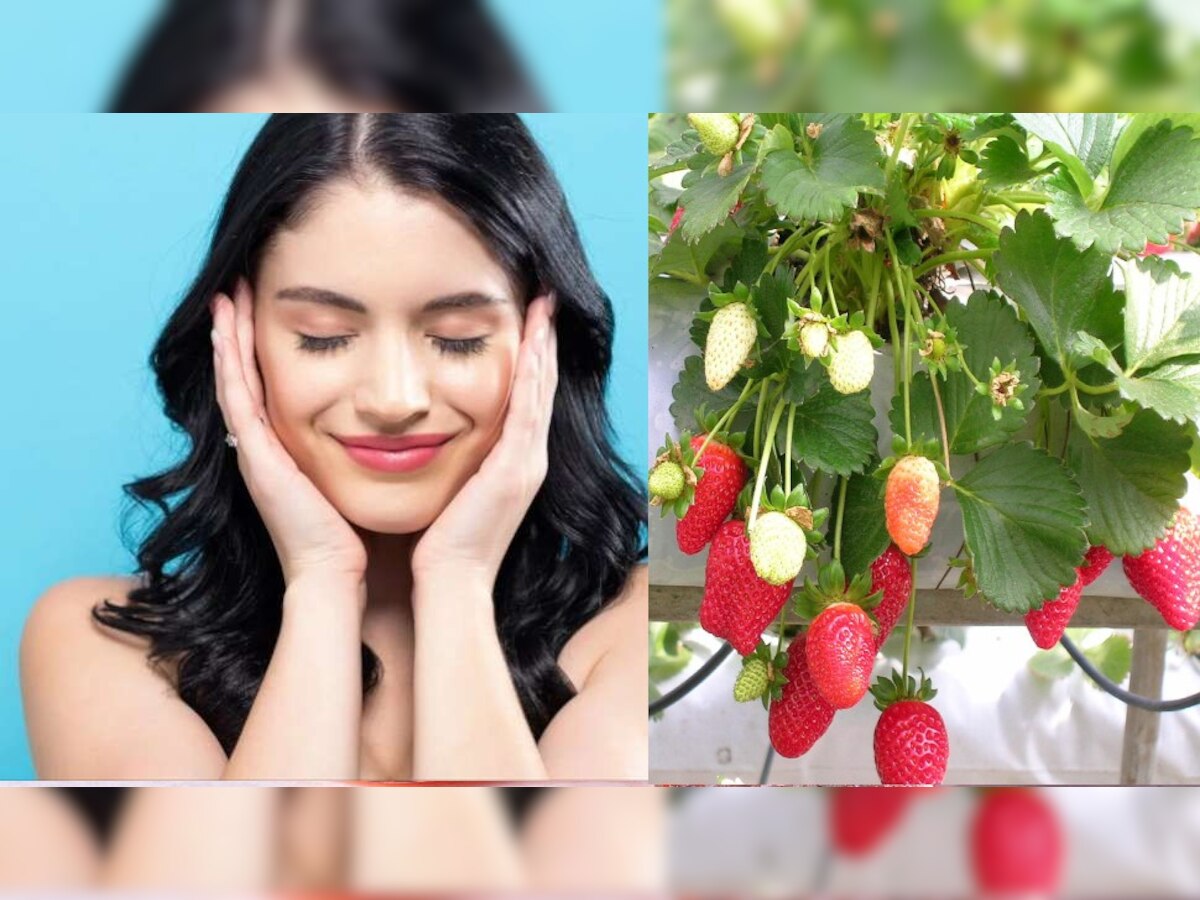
[437, 346, 518, 437]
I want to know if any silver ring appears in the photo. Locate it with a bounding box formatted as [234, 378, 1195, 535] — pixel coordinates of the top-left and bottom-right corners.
[224, 432, 239, 449]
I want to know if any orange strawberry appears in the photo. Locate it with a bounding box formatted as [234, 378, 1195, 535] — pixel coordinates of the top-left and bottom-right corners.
[885, 456, 940, 556]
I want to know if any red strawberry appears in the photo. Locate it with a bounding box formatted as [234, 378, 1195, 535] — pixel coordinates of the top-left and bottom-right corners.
[676, 435, 748, 554]
[668, 206, 684, 236]
[1078, 544, 1114, 586]
[971, 789, 1064, 894]
[885, 455, 940, 556]
[873, 700, 949, 785]
[1024, 578, 1083, 649]
[769, 635, 836, 758]
[829, 787, 918, 857]
[700, 519, 795, 655]
[870, 544, 912, 649]
[806, 602, 877, 709]
[1122, 507, 1200, 631]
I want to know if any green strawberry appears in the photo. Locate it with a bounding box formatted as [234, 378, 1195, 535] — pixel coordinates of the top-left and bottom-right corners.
[828, 330, 875, 394]
[705, 301, 757, 391]
[715, 0, 788, 56]
[688, 113, 741, 157]
[649, 460, 685, 502]
[749, 511, 807, 585]
[734, 656, 770, 702]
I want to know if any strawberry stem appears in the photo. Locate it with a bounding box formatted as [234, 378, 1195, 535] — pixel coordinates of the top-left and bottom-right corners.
[752, 381, 769, 459]
[901, 556, 919, 681]
[749, 391, 789, 530]
[929, 369, 951, 471]
[696, 377, 756, 463]
[784, 403, 796, 495]
[833, 476, 848, 562]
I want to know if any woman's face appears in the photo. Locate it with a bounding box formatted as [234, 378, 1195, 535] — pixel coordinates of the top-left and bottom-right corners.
[253, 175, 523, 534]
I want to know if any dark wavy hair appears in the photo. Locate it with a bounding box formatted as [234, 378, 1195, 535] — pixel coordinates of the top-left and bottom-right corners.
[95, 114, 646, 754]
[108, 0, 543, 112]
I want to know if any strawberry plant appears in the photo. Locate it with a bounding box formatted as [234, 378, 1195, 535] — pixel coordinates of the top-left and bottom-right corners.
[649, 112, 1200, 783]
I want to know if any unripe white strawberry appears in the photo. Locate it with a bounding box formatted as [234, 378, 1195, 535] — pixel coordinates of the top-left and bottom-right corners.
[688, 113, 741, 157]
[798, 315, 830, 359]
[705, 302, 757, 391]
[828, 330, 875, 395]
[749, 511, 808, 586]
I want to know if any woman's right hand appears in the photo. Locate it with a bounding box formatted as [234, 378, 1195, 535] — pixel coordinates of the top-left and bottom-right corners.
[211, 278, 368, 590]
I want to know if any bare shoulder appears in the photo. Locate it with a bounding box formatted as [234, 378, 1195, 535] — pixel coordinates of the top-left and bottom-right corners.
[557, 563, 648, 689]
[21, 574, 152, 667]
[21, 574, 225, 779]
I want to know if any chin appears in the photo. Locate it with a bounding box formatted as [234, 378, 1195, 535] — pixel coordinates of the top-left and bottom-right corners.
[341, 505, 437, 535]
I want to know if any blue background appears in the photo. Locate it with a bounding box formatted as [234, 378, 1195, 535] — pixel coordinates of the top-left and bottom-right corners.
[0, 113, 647, 779]
[0, 0, 661, 112]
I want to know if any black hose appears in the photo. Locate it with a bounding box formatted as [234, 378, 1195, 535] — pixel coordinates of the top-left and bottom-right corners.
[758, 745, 776, 784]
[649, 643, 735, 717]
[1060, 634, 1200, 712]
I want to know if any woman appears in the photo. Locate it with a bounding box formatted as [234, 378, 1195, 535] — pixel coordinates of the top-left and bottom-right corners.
[20, 114, 647, 781]
[108, 0, 543, 112]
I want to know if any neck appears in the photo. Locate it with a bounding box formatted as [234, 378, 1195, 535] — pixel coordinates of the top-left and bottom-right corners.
[357, 528, 418, 619]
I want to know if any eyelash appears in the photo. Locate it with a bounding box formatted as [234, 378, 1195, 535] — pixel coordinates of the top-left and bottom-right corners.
[295, 334, 489, 357]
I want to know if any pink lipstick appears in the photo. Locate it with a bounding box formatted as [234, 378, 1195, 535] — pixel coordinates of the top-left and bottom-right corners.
[335, 433, 453, 473]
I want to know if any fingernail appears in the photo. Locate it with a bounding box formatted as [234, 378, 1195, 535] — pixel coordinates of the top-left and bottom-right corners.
[211, 329, 221, 355]
[536, 325, 548, 345]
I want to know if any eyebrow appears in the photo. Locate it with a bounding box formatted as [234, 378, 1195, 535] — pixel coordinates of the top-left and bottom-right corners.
[274, 286, 506, 314]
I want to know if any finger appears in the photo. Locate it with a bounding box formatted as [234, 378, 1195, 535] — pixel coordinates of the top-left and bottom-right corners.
[233, 277, 265, 412]
[213, 293, 268, 453]
[540, 320, 558, 443]
[211, 294, 234, 434]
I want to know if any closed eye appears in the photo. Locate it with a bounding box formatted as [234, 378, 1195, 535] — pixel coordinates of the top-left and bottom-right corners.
[432, 336, 488, 356]
[296, 333, 352, 354]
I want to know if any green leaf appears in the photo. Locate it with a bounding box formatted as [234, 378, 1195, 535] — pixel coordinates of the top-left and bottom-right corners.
[760, 115, 885, 222]
[1046, 121, 1200, 254]
[893, 291, 1042, 455]
[1013, 113, 1117, 177]
[839, 466, 892, 581]
[779, 380, 878, 477]
[754, 267, 792, 341]
[727, 238, 769, 293]
[953, 442, 1087, 613]
[1122, 257, 1200, 375]
[979, 135, 1037, 187]
[992, 210, 1123, 375]
[679, 162, 757, 243]
[1110, 113, 1200, 175]
[1085, 633, 1133, 686]
[652, 219, 743, 283]
[1066, 408, 1190, 555]
[669, 355, 749, 436]
[1116, 360, 1200, 427]
[1028, 648, 1076, 682]
[649, 622, 695, 683]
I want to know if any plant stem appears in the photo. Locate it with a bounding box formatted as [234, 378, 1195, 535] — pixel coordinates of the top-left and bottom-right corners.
[833, 476, 848, 562]
[886, 113, 916, 179]
[913, 207, 1001, 234]
[785, 403, 796, 496]
[696, 378, 757, 462]
[901, 557, 918, 682]
[913, 248, 996, 280]
[929, 370, 951, 471]
[822, 242, 841, 317]
[1073, 379, 1119, 396]
[749, 393, 789, 530]
[752, 380, 769, 460]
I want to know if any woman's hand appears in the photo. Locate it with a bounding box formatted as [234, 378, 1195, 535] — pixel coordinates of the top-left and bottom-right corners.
[410, 294, 558, 590]
[211, 278, 368, 589]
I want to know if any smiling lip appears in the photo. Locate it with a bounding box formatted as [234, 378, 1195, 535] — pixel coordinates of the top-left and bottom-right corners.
[335, 434, 453, 473]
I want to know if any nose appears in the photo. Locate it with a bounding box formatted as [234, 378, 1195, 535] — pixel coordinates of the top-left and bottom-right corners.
[353, 333, 431, 427]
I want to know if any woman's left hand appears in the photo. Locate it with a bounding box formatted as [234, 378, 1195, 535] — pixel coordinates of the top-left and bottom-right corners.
[411, 294, 558, 590]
